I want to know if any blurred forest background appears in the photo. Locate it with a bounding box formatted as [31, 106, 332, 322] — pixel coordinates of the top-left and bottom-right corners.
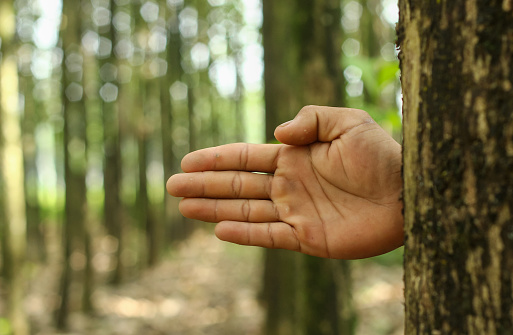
[0, 0, 403, 334]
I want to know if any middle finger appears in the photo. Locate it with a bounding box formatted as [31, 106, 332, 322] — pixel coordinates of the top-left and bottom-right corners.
[167, 171, 273, 199]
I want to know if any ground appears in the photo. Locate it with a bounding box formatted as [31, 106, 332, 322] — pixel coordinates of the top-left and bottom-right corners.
[3, 229, 404, 335]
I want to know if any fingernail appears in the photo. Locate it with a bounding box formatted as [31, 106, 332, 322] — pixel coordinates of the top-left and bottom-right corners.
[278, 120, 292, 127]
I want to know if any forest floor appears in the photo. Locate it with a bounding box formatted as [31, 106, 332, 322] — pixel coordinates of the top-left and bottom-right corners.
[5, 229, 404, 335]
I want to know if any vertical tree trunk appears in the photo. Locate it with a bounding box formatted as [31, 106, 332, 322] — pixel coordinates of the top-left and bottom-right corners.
[131, 0, 151, 268]
[142, 77, 160, 267]
[101, 0, 124, 283]
[20, 63, 45, 263]
[398, 0, 513, 333]
[161, 0, 179, 242]
[56, 0, 92, 327]
[262, 1, 355, 334]
[164, 1, 191, 242]
[17, 0, 44, 262]
[0, 1, 29, 333]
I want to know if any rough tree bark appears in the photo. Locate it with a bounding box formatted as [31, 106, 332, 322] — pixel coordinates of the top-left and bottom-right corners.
[398, 0, 513, 333]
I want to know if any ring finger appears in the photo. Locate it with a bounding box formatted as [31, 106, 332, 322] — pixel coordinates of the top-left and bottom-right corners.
[179, 198, 280, 223]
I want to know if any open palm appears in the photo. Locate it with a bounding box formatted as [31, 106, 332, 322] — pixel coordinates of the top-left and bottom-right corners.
[167, 106, 403, 259]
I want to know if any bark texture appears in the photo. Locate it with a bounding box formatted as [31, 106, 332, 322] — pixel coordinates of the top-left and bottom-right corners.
[398, 0, 513, 333]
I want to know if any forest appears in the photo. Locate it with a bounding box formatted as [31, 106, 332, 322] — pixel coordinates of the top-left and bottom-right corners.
[0, 0, 404, 334]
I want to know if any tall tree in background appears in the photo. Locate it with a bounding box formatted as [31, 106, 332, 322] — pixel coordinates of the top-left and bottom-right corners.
[140, 0, 167, 267]
[18, 0, 45, 263]
[0, 0, 29, 333]
[399, 0, 513, 333]
[101, 0, 124, 282]
[56, 0, 94, 327]
[131, 0, 155, 268]
[161, 0, 185, 241]
[262, 0, 355, 334]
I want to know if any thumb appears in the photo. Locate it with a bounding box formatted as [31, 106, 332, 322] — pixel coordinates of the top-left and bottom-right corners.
[274, 105, 375, 145]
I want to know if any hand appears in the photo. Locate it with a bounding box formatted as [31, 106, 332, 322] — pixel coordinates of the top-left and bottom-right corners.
[166, 106, 403, 259]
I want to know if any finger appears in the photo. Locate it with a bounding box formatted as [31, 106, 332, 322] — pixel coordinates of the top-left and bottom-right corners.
[179, 198, 279, 223]
[214, 221, 301, 252]
[274, 105, 375, 145]
[181, 143, 283, 173]
[167, 171, 272, 199]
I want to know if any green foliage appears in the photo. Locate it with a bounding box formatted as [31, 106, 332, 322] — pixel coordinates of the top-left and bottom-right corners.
[0, 318, 12, 335]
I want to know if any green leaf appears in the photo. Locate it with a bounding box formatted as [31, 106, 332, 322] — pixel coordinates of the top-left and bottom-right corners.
[0, 318, 12, 335]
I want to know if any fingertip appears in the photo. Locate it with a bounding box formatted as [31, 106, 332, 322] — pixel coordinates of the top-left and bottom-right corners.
[214, 221, 233, 242]
[277, 120, 293, 128]
[180, 151, 199, 172]
[166, 174, 185, 197]
[178, 197, 203, 219]
[181, 147, 222, 172]
[166, 175, 176, 196]
[177, 197, 188, 214]
[274, 112, 317, 145]
[215, 221, 247, 244]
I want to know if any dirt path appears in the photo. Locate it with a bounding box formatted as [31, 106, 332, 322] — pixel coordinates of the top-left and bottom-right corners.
[19, 229, 403, 335]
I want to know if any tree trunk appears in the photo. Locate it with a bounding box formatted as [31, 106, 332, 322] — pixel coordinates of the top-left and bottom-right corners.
[142, 77, 160, 267]
[164, 2, 191, 242]
[262, 1, 355, 334]
[0, 0, 29, 333]
[398, 0, 513, 333]
[101, 0, 124, 284]
[20, 71, 45, 263]
[161, 0, 181, 244]
[56, 0, 92, 327]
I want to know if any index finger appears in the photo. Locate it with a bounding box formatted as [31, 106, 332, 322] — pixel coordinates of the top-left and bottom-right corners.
[181, 143, 284, 173]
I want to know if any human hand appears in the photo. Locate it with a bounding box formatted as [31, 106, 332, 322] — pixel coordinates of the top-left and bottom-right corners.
[166, 106, 403, 259]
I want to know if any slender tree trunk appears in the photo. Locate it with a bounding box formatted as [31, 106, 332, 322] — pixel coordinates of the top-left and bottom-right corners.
[21, 73, 45, 263]
[262, 1, 355, 334]
[142, 77, 160, 267]
[398, 0, 513, 333]
[187, 78, 197, 152]
[101, 0, 124, 284]
[161, 0, 179, 243]
[56, 0, 91, 327]
[165, 2, 191, 242]
[131, 0, 152, 268]
[0, 1, 29, 333]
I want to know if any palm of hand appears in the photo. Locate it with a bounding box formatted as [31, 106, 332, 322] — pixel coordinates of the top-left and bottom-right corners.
[269, 124, 402, 258]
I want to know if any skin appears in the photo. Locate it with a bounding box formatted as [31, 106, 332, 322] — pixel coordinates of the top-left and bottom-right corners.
[167, 105, 403, 259]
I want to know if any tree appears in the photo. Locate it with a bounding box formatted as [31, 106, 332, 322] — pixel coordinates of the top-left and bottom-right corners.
[0, 0, 30, 333]
[0, 0, 29, 334]
[56, 0, 94, 327]
[101, 0, 124, 282]
[262, 0, 355, 334]
[398, 0, 513, 333]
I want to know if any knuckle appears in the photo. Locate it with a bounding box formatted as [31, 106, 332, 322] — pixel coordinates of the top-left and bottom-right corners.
[241, 200, 250, 221]
[267, 223, 275, 249]
[246, 223, 252, 245]
[240, 143, 249, 170]
[213, 199, 219, 222]
[290, 226, 302, 253]
[299, 105, 317, 114]
[272, 203, 281, 221]
[232, 172, 242, 198]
